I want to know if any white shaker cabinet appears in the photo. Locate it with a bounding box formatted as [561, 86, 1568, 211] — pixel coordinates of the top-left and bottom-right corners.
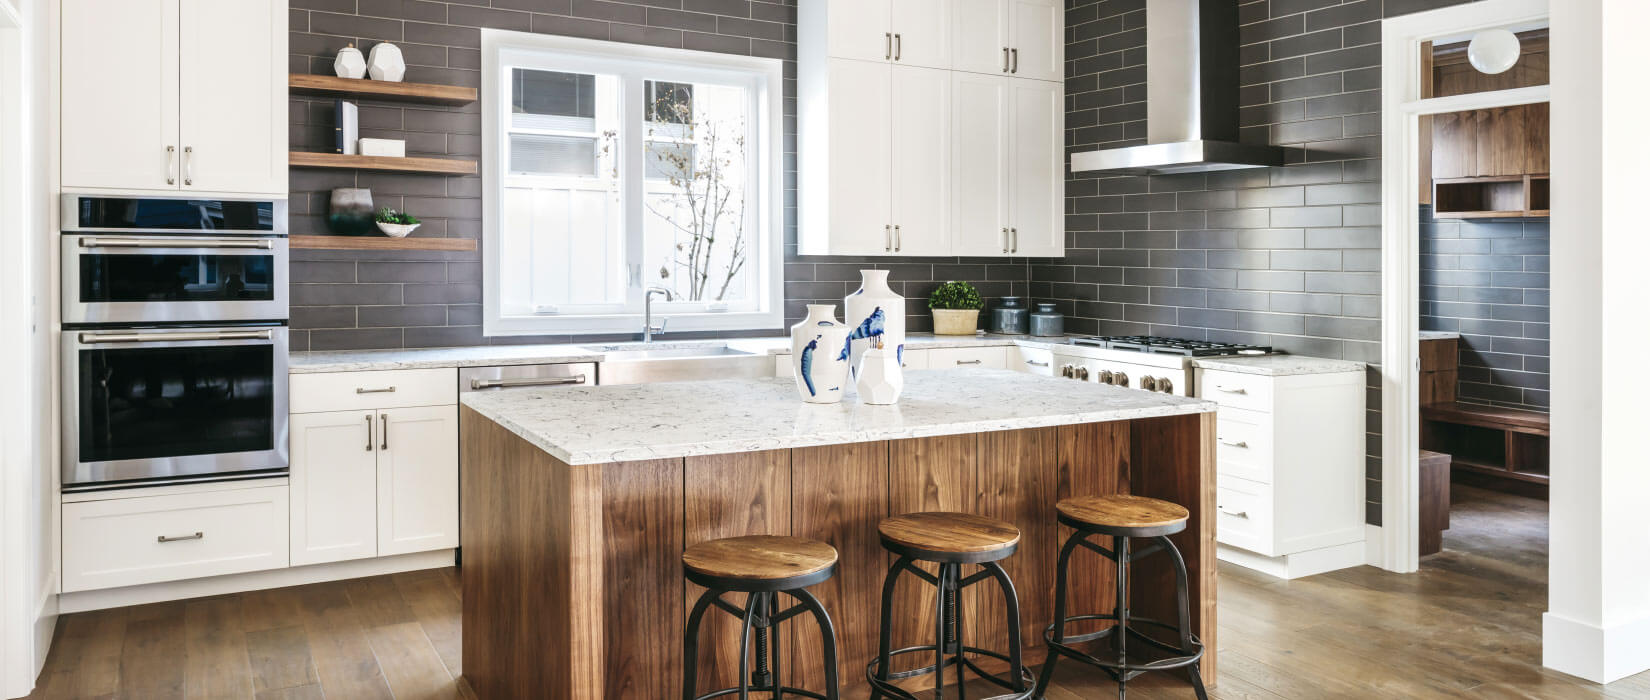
[813, 58, 893, 256]
[812, 0, 951, 69]
[950, 0, 1063, 82]
[890, 65, 953, 257]
[290, 411, 379, 566]
[377, 406, 460, 556]
[61, 0, 287, 196]
[1008, 78, 1065, 257]
[951, 75, 1064, 257]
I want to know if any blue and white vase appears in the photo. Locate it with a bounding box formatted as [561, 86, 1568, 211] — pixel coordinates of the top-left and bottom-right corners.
[856, 347, 903, 405]
[844, 270, 906, 384]
[790, 304, 852, 404]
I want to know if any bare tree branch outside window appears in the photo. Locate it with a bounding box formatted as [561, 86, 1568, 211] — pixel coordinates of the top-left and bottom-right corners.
[643, 89, 748, 302]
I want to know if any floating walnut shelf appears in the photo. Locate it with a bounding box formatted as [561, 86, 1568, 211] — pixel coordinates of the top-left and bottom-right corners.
[289, 235, 477, 252]
[289, 152, 478, 176]
[289, 74, 478, 106]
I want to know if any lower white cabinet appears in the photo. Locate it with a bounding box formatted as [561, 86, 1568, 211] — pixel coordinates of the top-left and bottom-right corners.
[290, 369, 459, 566]
[928, 346, 1008, 369]
[62, 484, 289, 593]
[1013, 346, 1053, 375]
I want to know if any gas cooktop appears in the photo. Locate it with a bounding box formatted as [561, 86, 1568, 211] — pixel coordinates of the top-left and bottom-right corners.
[1069, 335, 1274, 357]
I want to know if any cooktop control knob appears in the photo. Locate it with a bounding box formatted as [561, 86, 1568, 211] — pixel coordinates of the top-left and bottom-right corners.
[1114, 372, 1129, 388]
[1098, 370, 1115, 385]
[1158, 377, 1174, 394]
[1140, 376, 1157, 392]
[1060, 364, 1073, 378]
[1076, 367, 1090, 381]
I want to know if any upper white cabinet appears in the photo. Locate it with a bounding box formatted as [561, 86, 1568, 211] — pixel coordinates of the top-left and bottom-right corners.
[815, 0, 951, 69]
[62, 0, 287, 196]
[799, 0, 1063, 258]
[951, 0, 1064, 82]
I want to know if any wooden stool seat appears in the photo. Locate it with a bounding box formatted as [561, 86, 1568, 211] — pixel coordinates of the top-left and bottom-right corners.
[682, 535, 837, 592]
[878, 511, 1021, 563]
[1056, 494, 1189, 537]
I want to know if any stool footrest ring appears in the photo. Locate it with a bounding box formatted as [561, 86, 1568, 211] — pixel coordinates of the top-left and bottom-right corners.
[865, 645, 1035, 700]
[693, 686, 831, 700]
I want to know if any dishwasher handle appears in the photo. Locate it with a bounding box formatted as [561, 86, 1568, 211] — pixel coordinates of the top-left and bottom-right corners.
[470, 374, 589, 391]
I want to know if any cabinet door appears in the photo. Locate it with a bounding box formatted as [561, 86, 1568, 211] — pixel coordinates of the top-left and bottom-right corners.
[1009, 79, 1064, 257]
[290, 411, 379, 566]
[1523, 102, 1549, 174]
[1473, 106, 1526, 177]
[179, 0, 287, 195]
[824, 59, 894, 255]
[827, 0, 892, 62]
[891, 0, 952, 69]
[61, 0, 179, 191]
[890, 65, 952, 256]
[953, 0, 1009, 76]
[377, 406, 459, 556]
[1431, 110, 1475, 179]
[1009, 0, 1063, 82]
[950, 73, 1010, 256]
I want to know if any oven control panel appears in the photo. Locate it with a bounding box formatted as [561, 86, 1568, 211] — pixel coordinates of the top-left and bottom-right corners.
[1053, 354, 1185, 396]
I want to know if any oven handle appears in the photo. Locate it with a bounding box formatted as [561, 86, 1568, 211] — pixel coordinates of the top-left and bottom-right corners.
[77, 329, 275, 344]
[78, 237, 275, 250]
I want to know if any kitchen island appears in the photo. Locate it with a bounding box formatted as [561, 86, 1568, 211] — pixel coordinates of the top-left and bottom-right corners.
[458, 369, 1217, 699]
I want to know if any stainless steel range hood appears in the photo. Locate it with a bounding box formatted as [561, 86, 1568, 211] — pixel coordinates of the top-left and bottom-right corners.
[1069, 0, 1285, 175]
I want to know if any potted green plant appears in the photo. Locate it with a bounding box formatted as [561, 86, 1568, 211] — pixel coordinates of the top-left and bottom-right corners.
[374, 208, 421, 238]
[928, 281, 984, 335]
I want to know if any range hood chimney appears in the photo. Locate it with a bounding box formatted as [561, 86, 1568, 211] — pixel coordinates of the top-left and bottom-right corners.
[1069, 0, 1284, 175]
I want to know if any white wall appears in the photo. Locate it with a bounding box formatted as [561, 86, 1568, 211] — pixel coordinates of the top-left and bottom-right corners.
[1544, 0, 1650, 685]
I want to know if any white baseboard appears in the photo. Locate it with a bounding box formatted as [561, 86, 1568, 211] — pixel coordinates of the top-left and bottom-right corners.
[1364, 523, 1386, 568]
[59, 549, 454, 614]
[1217, 541, 1366, 580]
[1544, 610, 1650, 684]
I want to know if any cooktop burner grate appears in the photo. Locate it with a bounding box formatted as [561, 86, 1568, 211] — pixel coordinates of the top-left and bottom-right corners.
[1070, 335, 1274, 357]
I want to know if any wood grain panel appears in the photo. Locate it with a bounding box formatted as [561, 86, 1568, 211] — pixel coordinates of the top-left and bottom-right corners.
[790, 441, 890, 696]
[683, 451, 790, 695]
[1474, 107, 1526, 177]
[1431, 111, 1475, 180]
[184, 596, 256, 699]
[1523, 102, 1549, 174]
[603, 457, 685, 698]
[289, 74, 478, 105]
[1127, 412, 1217, 685]
[974, 428, 1060, 660]
[1054, 422, 1131, 637]
[460, 406, 605, 700]
[887, 435, 978, 674]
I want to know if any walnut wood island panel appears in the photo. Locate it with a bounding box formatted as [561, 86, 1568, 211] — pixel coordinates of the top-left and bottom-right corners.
[458, 370, 1217, 699]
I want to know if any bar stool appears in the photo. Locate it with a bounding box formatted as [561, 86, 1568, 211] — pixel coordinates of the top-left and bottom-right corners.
[1033, 494, 1207, 700]
[867, 512, 1035, 700]
[682, 535, 842, 700]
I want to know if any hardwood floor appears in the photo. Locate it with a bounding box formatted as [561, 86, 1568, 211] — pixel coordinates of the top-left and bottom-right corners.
[25, 486, 1650, 699]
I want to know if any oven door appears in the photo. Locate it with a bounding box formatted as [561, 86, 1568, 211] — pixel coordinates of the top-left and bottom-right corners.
[63, 326, 289, 490]
[63, 235, 288, 324]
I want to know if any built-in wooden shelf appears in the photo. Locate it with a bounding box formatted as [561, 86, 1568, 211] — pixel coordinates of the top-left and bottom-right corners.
[289, 151, 478, 176]
[1433, 174, 1550, 219]
[289, 235, 477, 252]
[289, 74, 477, 106]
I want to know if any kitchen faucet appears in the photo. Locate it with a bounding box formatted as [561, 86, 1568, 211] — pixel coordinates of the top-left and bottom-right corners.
[644, 287, 674, 342]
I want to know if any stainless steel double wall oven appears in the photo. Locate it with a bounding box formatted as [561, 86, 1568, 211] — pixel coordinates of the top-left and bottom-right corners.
[61, 195, 290, 491]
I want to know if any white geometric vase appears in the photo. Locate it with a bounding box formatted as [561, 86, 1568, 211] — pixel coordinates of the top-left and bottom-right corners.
[367, 42, 406, 82]
[843, 270, 906, 384]
[334, 45, 367, 79]
[856, 347, 904, 405]
[790, 304, 852, 404]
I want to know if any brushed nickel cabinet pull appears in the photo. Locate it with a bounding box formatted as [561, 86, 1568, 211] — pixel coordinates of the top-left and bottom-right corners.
[356, 386, 396, 394]
[157, 532, 203, 543]
[1002, 47, 1010, 72]
[956, 359, 982, 365]
[1214, 385, 1247, 394]
[894, 224, 901, 252]
[1011, 227, 1019, 253]
[470, 375, 588, 390]
[1218, 437, 1249, 448]
[1026, 360, 1049, 367]
[886, 32, 892, 60]
[1218, 506, 1249, 519]
[1011, 48, 1019, 74]
[166, 146, 176, 185]
[894, 33, 902, 60]
[183, 146, 193, 186]
[885, 224, 892, 252]
[1001, 227, 1009, 253]
[380, 414, 389, 451]
[366, 414, 374, 451]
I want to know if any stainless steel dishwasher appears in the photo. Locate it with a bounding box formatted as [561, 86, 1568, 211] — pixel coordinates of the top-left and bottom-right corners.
[458, 363, 597, 393]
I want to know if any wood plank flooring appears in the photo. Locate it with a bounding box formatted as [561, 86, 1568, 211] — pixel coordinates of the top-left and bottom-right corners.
[25, 486, 1650, 699]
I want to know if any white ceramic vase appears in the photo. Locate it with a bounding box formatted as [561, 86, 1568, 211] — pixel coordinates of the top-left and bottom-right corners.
[790, 304, 852, 404]
[334, 45, 366, 79]
[844, 270, 906, 384]
[856, 347, 903, 405]
[367, 42, 406, 82]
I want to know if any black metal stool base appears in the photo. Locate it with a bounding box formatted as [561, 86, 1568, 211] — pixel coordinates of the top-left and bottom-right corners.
[1032, 531, 1207, 700]
[867, 557, 1035, 700]
[684, 585, 840, 700]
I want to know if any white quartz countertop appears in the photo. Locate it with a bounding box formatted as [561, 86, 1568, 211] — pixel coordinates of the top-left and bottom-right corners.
[459, 368, 1215, 465]
[1191, 354, 1366, 377]
[1419, 331, 1461, 341]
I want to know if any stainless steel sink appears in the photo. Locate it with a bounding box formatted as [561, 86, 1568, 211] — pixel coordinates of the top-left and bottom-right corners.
[590, 344, 772, 385]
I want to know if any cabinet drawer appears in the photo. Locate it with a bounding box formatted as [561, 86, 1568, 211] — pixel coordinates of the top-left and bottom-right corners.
[290, 368, 456, 413]
[1015, 346, 1054, 375]
[900, 348, 931, 370]
[63, 485, 288, 592]
[929, 346, 1007, 369]
[1215, 476, 1274, 556]
[1215, 407, 1273, 484]
[1199, 370, 1273, 412]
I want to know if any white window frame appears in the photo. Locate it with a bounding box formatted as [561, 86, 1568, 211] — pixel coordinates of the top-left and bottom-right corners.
[481, 30, 785, 336]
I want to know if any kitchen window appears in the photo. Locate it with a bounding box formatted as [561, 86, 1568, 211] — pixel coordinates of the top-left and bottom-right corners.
[481, 32, 785, 336]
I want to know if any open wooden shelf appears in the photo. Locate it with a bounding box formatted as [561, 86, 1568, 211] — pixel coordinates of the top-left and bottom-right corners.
[289, 152, 477, 176]
[289, 235, 477, 252]
[1433, 174, 1550, 219]
[289, 74, 477, 106]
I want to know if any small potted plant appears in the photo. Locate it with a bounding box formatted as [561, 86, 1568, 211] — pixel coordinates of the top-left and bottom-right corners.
[928, 281, 984, 335]
[375, 208, 421, 238]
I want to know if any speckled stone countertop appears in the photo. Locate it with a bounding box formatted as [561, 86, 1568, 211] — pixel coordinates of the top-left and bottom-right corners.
[1190, 354, 1366, 377]
[1419, 331, 1461, 341]
[458, 368, 1215, 465]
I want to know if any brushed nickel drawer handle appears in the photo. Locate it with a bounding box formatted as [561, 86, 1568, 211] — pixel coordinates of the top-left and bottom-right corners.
[1002, 47, 1010, 72]
[1214, 385, 1247, 394]
[1217, 507, 1248, 519]
[356, 386, 396, 394]
[1011, 48, 1019, 74]
[381, 414, 389, 451]
[366, 414, 374, 452]
[1218, 437, 1249, 448]
[157, 532, 204, 543]
[886, 32, 892, 60]
[166, 145, 176, 185]
[1026, 360, 1049, 367]
[956, 359, 982, 365]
